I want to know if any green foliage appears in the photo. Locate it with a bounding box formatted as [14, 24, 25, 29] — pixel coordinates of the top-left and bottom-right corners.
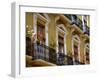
[49, 40, 56, 48]
[26, 25, 34, 38]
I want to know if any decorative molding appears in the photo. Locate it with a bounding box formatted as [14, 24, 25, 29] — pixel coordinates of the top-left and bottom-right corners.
[56, 24, 67, 55]
[72, 35, 81, 64]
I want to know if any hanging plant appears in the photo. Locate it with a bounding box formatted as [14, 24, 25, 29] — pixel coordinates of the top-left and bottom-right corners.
[26, 25, 34, 38]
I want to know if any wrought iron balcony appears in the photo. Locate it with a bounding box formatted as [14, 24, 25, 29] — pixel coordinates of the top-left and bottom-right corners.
[57, 53, 67, 65]
[84, 25, 90, 35]
[32, 43, 67, 65]
[31, 43, 84, 65]
[73, 60, 85, 65]
[64, 14, 90, 35]
[32, 43, 56, 64]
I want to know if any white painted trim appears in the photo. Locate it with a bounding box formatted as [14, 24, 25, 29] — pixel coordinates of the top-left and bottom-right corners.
[84, 43, 89, 64]
[44, 13, 50, 21]
[56, 27, 58, 53]
[56, 24, 67, 55]
[44, 13, 50, 46]
[58, 24, 67, 32]
[82, 16, 86, 32]
[33, 13, 49, 46]
[71, 15, 75, 22]
[72, 35, 81, 64]
[33, 13, 37, 36]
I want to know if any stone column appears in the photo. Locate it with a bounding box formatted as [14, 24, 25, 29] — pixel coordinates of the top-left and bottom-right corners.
[65, 24, 75, 64]
[79, 34, 86, 64]
[66, 26, 75, 57]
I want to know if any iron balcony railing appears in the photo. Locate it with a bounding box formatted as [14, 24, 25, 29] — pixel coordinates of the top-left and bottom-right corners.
[64, 14, 90, 35]
[32, 43, 84, 65]
[84, 25, 90, 35]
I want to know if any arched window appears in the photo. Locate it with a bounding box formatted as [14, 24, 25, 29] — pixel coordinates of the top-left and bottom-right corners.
[56, 24, 67, 65]
[56, 24, 67, 55]
[34, 13, 49, 46]
[33, 13, 50, 60]
[72, 35, 80, 65]
[84, 43, 90, 64]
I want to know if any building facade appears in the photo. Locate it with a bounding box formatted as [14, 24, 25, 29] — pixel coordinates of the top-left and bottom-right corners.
[26, 12, 90, 67]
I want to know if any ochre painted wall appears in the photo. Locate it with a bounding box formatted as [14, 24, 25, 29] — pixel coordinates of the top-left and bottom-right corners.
[79, 36, 85, 63]
[26, 12, 33, 28]
[66, 28, 73, 57]
[48, 14, 57, 49]
[25, 13, 89, 64]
